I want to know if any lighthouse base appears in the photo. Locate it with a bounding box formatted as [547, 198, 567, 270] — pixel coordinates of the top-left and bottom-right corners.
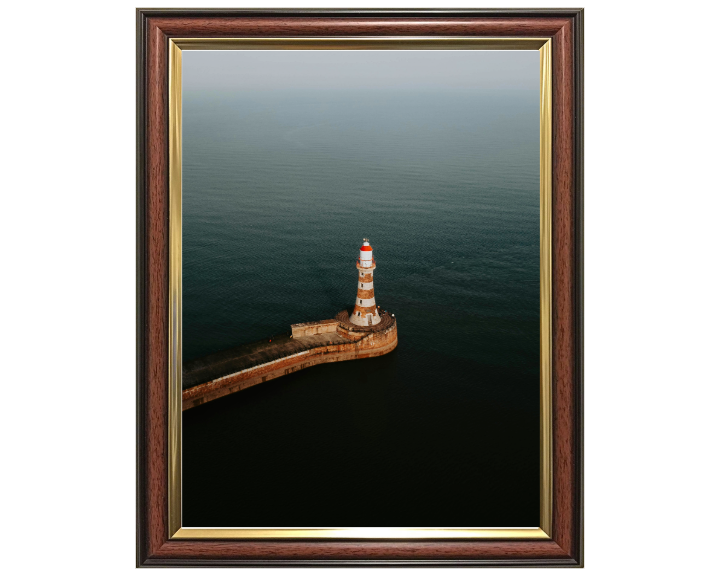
[335, 309, 395, 341]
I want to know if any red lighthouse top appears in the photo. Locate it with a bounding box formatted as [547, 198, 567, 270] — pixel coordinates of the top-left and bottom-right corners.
[358, 239, 374, 268]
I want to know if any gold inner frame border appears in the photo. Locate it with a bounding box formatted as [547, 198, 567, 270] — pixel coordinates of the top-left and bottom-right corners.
[167, 37, 553, 540]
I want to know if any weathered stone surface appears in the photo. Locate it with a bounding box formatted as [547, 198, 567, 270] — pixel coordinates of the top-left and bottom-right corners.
[290, 319, 339, 338]
[181, 312, 398, 410]
[182, 332, 347, 390]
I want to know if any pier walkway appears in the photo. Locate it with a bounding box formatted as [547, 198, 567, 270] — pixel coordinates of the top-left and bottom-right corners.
[181, 312, 397, 409]
[183, 332, 349, 390]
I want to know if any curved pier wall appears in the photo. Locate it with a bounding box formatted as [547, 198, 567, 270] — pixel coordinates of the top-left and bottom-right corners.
[182, 320, 397, 410]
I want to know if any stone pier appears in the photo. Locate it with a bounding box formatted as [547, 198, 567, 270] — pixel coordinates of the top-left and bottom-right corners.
[182, 311, 397, 410]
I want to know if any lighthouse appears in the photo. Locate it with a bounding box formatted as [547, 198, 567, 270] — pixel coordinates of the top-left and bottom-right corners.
[350, 238, 382, 327]
[183, 237, 399, 409]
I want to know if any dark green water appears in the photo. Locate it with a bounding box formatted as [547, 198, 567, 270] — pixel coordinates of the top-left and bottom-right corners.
[182, 88, 540, 528]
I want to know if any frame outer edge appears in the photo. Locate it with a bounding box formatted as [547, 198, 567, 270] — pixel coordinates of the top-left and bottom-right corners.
[137, 7, 585, 567]
[573, 8, 584, 568]
[136, 8, 147, 567]
[136, 8, 587, 17]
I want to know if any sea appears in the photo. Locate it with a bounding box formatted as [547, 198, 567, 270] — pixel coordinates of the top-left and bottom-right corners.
[182, 87, 540, 528]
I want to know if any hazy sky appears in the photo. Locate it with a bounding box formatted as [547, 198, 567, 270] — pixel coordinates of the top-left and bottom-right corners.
[183, 50, 539, 93]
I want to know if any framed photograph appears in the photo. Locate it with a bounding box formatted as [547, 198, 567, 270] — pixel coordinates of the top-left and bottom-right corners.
[137, 8, 583, 567]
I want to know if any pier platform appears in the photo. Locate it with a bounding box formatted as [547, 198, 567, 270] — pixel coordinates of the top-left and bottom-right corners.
[182, 312, 397, 410]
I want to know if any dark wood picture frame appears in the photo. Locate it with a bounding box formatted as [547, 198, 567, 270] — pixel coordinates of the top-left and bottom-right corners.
[137, 8, 583, 567]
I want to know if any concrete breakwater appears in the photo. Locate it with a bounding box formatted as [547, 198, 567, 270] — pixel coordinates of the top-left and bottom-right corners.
[182, 311, 397, 410]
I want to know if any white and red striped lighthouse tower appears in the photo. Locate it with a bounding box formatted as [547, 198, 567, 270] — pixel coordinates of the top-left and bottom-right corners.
[350, 239, 382, 327]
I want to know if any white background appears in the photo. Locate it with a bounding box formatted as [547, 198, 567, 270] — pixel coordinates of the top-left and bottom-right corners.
[2, 0, 718, 574]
